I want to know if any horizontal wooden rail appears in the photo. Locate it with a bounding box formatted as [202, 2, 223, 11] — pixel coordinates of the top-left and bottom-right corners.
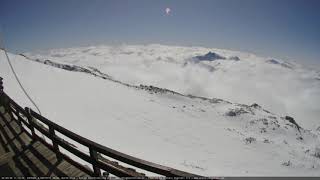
[0, 91, 202, 178]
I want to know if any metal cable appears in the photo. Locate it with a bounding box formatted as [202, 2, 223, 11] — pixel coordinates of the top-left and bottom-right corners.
[0, 35, 42, 115]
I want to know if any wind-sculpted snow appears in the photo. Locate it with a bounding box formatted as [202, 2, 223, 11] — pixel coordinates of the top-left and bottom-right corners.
[2, 49, 320, 176]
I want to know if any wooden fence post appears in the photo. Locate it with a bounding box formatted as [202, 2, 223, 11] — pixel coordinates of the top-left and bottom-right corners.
[25, 107, 36, 137]
[0, 77, 3, 95]
[49, 124, 60, 158]
[0, 78, 12, 117]
[89, 146, 101, 176]
[0, 77, 4, 107]
[0, 77, 4, 109]
[49, 125, 59, 151]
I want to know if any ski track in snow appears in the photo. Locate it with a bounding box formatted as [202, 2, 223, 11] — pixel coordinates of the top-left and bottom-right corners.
[1, 46, 320, 176]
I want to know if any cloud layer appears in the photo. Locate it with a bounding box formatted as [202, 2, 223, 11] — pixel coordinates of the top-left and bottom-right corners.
[27, 44, 320, 130]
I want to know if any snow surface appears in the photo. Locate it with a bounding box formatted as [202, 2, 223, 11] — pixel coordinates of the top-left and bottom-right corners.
[26, 44, 320, 131]
[1, 47, 320, 176]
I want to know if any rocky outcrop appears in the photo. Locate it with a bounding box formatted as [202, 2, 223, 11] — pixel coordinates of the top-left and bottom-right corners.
[266, 59, 293, 69]
[193, 52, 226, 62]
[284, 116, 302, 132]
[229, 56, 240, 61]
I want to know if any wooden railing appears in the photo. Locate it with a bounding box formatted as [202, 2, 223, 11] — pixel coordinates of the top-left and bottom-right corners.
[0, 77, 202, 178]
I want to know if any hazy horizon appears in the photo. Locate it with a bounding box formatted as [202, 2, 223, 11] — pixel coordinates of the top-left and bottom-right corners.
[1, 0, 320, 67]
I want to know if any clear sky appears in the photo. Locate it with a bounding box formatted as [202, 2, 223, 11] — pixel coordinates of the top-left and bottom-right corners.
[1, 0, 319, 66]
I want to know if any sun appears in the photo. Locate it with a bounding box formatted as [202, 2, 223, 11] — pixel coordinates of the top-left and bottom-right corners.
[165, 7, 171, 15]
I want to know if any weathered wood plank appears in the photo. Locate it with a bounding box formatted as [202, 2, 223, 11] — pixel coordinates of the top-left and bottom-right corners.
[1, 91, 201, 178]
[0, 106, 89, 177]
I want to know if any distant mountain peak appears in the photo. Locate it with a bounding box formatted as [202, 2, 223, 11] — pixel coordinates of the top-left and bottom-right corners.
[194, 51, 226, 62]
[266, 59, 294, 69]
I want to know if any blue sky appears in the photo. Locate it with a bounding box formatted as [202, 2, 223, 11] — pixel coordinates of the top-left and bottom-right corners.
[1, 0, 319, 66]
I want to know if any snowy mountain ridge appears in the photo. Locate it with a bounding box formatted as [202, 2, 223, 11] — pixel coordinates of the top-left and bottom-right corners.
[26, 44, 320, 131]
[1, 48, 320, 176]
[19, 52, 287, 117]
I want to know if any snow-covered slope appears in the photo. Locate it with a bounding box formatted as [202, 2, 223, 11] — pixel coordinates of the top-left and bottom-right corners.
[26, 44, 320, 131]
[1, 49, 320, 176]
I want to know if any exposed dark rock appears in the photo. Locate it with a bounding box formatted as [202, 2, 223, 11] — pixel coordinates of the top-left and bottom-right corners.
[260, 128, 267, 133]
[263, 109, 271, 113]
[285, 116, 301, 132]
[225, 108, 248, 116]
[229, 56, 240, 61]
[249, 118, 280, 132]
[225, 111, 237, 116]
[187, 94, 230, 104]
[281, 63, 293, 69]
[266, 59, 280, 64]
[314, 147, 320, 158]
[296, 136, 303, 141]
[282, 160, 292, 166]
[193, 52, 226, 62]
[245, 137, 256, 144]
[268, 116, 277, 120]
[263, 139, 270, 143]
[139, 85, 181, 95]
[250, 103, 261, 108]
[235, 104, 256, 115]
[44, 59, 51, 65]
[266, 59, 293, 69]
[262, 118, 268, 125]
[209, 98, 224, 104]
[19, 53, 27, 58]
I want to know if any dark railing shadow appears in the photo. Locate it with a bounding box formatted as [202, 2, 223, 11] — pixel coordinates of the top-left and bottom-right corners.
[0, 109, 67, 176]
[0, 79, 204, 179]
